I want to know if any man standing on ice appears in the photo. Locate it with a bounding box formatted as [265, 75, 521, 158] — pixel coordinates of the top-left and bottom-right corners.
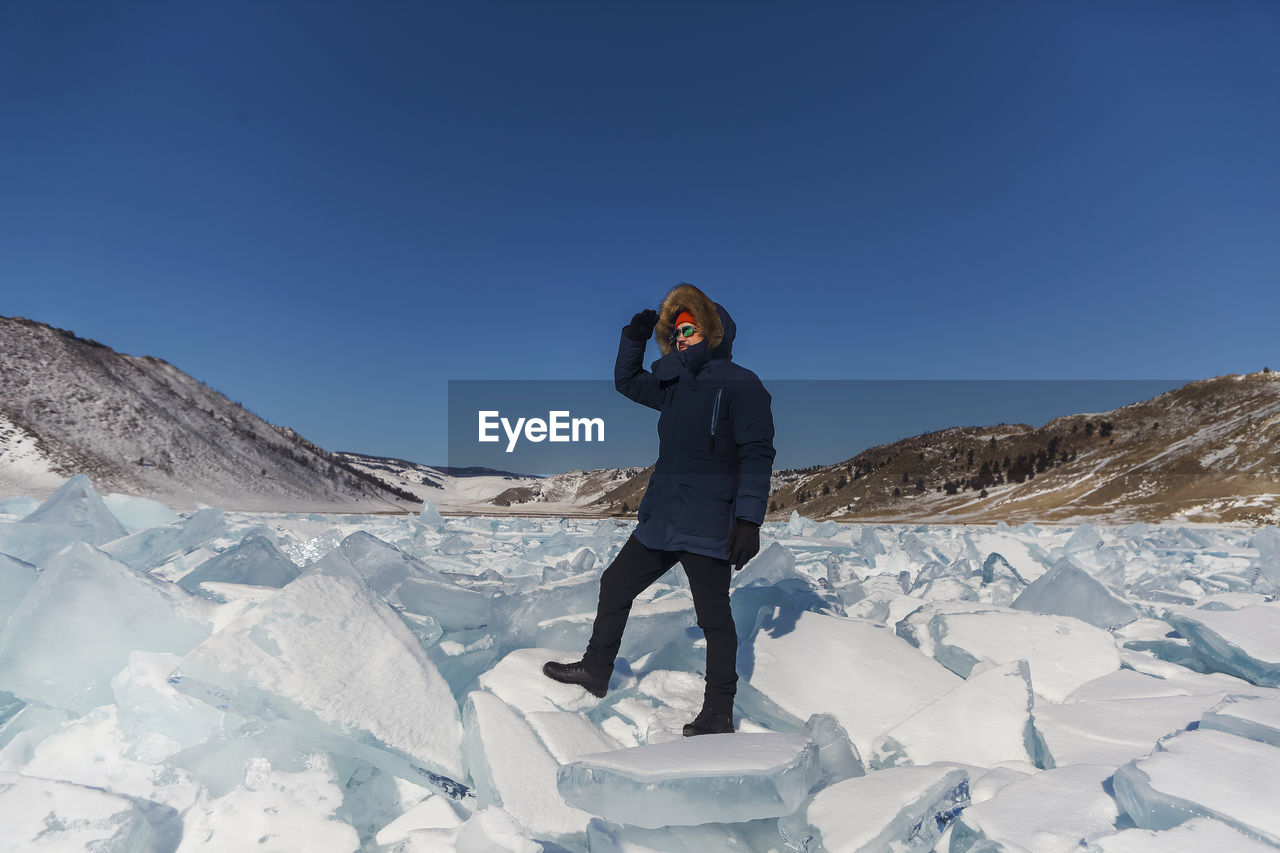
[544, 282, 776, 736]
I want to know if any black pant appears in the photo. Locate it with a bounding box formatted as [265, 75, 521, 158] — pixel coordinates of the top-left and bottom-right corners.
[584, 532, 738, 713]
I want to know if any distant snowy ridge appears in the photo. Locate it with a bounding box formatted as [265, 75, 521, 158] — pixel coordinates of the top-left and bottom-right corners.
[0, 316, 417, 511]
[336, 451, 644, 517]
[750, 371, 1280, 525]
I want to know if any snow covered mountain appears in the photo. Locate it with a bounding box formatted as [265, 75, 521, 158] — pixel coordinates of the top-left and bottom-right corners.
[0, 316, 418, 511]
[336, 451, 645, 517]
[764, 370, 1280, 525]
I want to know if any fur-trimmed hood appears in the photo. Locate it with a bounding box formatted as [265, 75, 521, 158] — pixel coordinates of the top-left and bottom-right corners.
[654, 282, 734, 359]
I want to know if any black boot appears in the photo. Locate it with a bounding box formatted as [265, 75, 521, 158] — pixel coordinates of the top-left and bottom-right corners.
[543, 658, 610, 698]
[682, 705, 735, 737]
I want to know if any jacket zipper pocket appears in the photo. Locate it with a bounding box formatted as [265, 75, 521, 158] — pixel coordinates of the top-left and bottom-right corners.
[708, 387, 723, 453]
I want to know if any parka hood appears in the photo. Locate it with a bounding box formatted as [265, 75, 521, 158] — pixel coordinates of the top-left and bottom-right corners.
[654, 282, 736, 360]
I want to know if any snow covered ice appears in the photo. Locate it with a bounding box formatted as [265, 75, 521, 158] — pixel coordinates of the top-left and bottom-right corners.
[1112, 727, 1280, 844]
[556, 733, 819, 828]
[3, 475, 1280, 850]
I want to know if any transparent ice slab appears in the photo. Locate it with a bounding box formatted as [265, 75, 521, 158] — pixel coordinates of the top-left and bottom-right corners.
[1011, 557, 1138, 630]
[795, 764, 968, 853]
[169, 560, 467, 788]
[870, 660, 1034, 770]
[1084, 817, 1276, 852]
[20, 473, 127, 544]
[462, 689, 593, 839]
[949, 764, 1119, 853]
[926, 608, 1120, 703]
[1032, 693, 1229, 769]
[1112, 727, 1280, 845]
[102, 493, 180, 533]
[0, 552, 36, 630]
[0, 770, 179, 852]
[556, 732, 819, 828]
[102, 507, 226, 571]
[396, 576, 492, 632]
[749, 611, 961, 758]
[587, 815, 788, 853]
[1164, 603, 1280, 687]
[1199, 693, 1280, 748]
[0, 543, 211, 713]
[177, 531, 300, 595]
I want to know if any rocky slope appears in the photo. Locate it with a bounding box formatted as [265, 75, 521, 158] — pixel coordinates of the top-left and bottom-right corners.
[0, 316, 417, 511]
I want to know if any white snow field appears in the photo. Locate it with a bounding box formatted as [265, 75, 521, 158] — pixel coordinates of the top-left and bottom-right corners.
[1, 474, 1280, 851]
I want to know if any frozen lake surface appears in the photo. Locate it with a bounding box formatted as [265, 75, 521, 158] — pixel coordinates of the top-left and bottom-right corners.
[1, 475, 1279, 851]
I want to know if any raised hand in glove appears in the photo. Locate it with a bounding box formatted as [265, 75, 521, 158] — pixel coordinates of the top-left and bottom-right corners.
[728, 518, 760, 571]
[623, 308, 659, 342]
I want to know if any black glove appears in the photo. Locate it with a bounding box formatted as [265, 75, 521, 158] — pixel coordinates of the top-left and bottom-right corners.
[728, 518, 760, 571]
[623, 308, 659, 342]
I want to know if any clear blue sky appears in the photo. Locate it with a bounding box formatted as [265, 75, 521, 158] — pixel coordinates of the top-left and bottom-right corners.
[2, 1, 1276, 470]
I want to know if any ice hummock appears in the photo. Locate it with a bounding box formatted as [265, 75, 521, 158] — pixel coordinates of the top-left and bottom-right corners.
[101, 507, 225, 571]
[169, 558, 467, 790]
[178, 753, 360, 852]
[794, 764, 969, 853]
[1011, 556, 1138, 629]
[948, 763, 1121, 852]
[870, 660, 1035, 770]
[557, 733, 819, 828]
[0, 543, 211, 713]
[749, 611, 962, 757]
[0, 770, 182, 850]
[926, 608, 1121, 703]
[461, 689, 594, 839]
[177, 531, 300, 595]
[1199, 693, 1280, 748]
[0, 552, 37, 630]
[20, 473, 128, 544]
[1084, 817, 1277, 852]
[1032, 693, 1230, 768]
[1164, 603, 1280, 687]
[102, 493, 181, 533]
[1112, 727, 1280, 844]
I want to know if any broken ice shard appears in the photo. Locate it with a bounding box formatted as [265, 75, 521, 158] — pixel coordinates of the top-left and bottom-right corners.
[800, 712, 865, 787]
[1113, 727, 1280, 844]
[396, 576, 491, 632]
[169, 559, 467, 788]
[1200, 694, 1280, 748]
[461, 689, 593, 839]
[1164, 603, 1280, 687]
[556, 733, 819, 828]
[750, 611, 961, 758]
[0, 552, 37, 629]
[0, 771, 180, 850]
[101, 493, 180, 533]
[1084, 817, 1276, 852]
[799, 764, 969, 853]
[20, 473, 127, 544]
[102, 507, 225, 571]
[0, 542, 211, 713]
[1011, 556, 1137, 629]
[926, 608, 1120, 703]
[420, 499, 445, 528]
[950, 764, 1119, 852]
[871, 660, 1034, 770]
[177, 532, 300, 594]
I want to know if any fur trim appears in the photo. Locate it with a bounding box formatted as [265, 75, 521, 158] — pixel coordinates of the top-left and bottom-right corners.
[654, 283, 724, 356]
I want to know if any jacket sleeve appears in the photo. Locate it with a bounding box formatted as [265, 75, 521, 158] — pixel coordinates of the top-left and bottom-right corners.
[614, 328, 664, 411]
[731, 377, 776, 525]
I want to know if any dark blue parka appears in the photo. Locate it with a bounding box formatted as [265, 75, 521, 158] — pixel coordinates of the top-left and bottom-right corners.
[614, 298, 776, 560]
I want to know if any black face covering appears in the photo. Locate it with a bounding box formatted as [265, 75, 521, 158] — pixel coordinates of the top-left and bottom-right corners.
[676, 338, 710, 375]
